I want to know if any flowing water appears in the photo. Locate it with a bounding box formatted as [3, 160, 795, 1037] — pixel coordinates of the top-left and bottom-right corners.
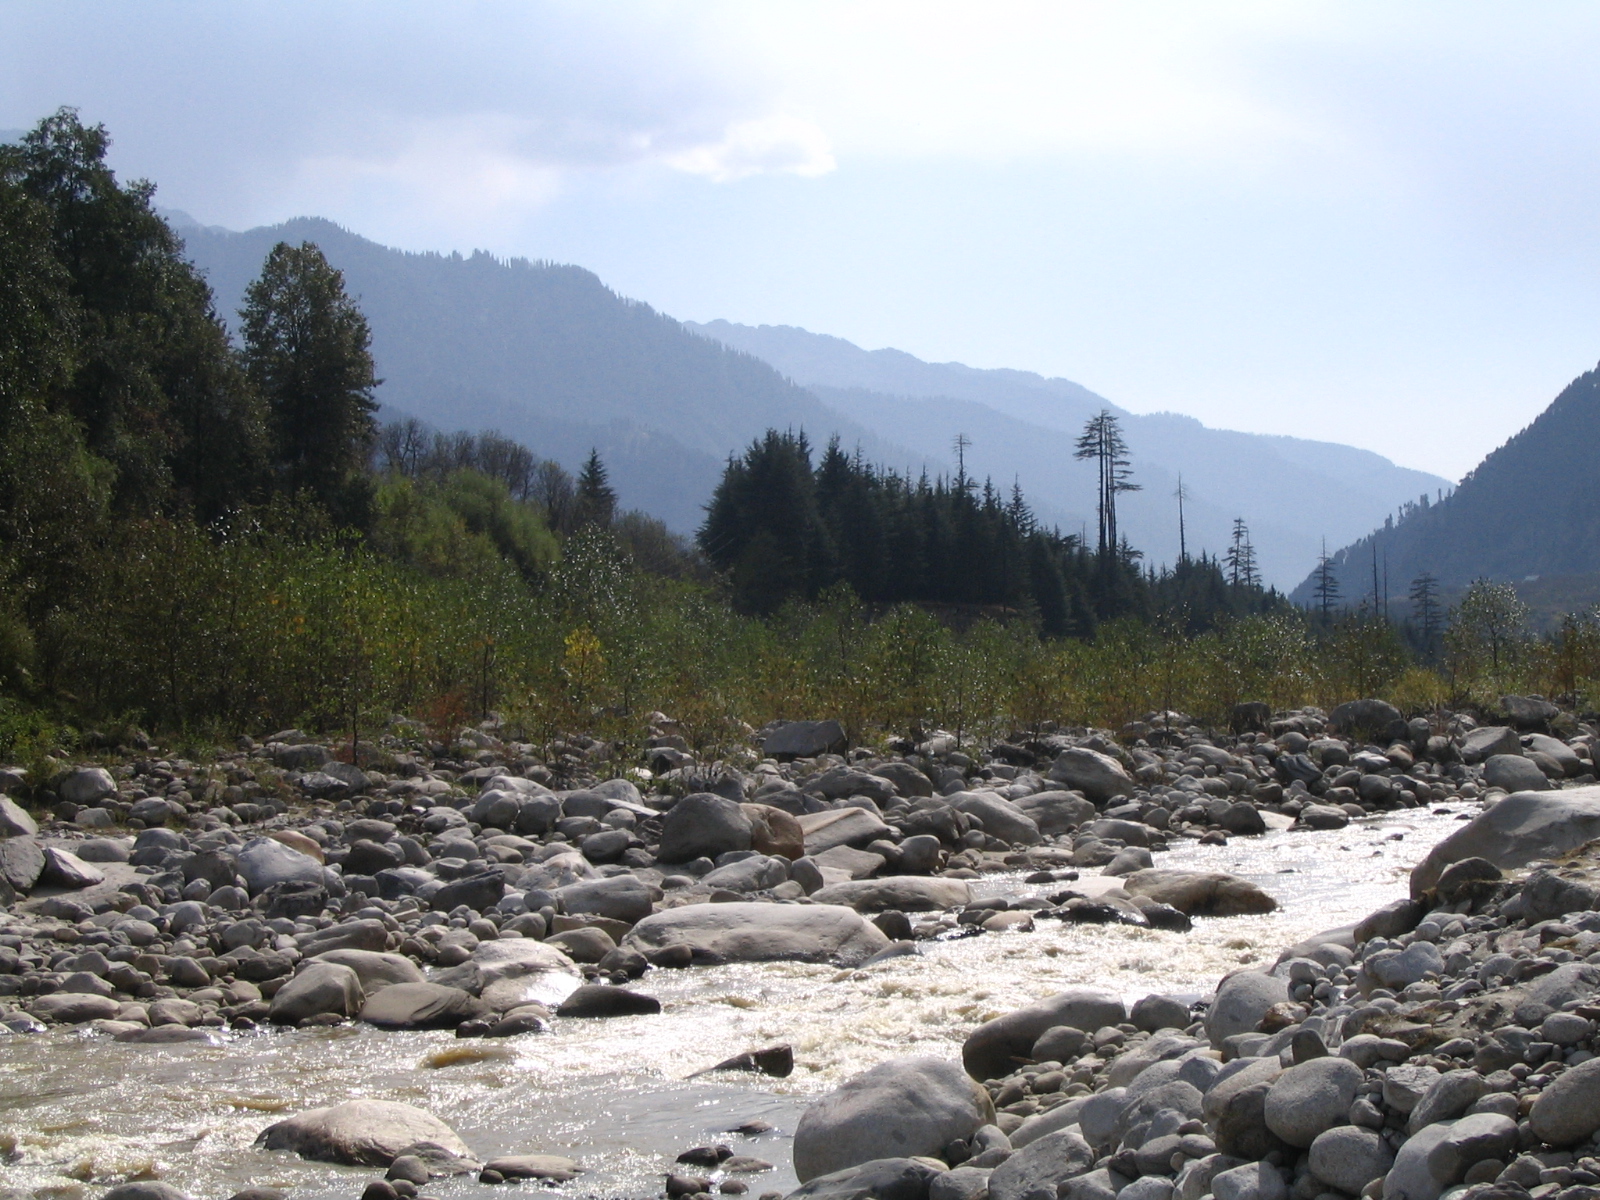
[0, 807, 1470, 1200]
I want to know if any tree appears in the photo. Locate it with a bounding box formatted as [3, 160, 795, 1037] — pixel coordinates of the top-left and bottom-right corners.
[1313, 540, 1341, 622]
[574, 448, 617, 528]
[242, 241, 378, 524]
[1225, 519, 1259, 590]
[1408, 572, 1441, 659]
[1447, 578, 1529, 676]
[1074, 410, 1138, 560]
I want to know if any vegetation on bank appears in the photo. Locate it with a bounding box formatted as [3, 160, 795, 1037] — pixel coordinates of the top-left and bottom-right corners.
[5, 109, 1600, 774]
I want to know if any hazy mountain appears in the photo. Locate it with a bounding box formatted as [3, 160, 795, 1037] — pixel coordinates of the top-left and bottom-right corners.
[689, 320, 1451, 587]
[1289, 362, 1600, 609]
[177, 216, 929, 532]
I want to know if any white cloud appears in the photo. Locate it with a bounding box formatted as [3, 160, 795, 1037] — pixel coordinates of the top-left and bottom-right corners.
[661, 113, 835, 182]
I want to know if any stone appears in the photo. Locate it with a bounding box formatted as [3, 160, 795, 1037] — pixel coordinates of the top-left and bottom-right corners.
[311, 949, 425, 993]
[554, 984, 661, 1017]
[255, 1099, 473, 1167]
[812, 878, 972, 912]
[481, 1155, 581, 1182]
[1122, 870, 1277, 917]
[624, 901, 890, 966]
[0, 836, 45, 891]
[1382, 1064, 1441, 1114]
[545, 927, 618, 963]
[1131, 995, 1192, 1034]
[1262, 1057, 1362, 1147]
[0, 795, 38, 836]
[28, 992, 122, 1023]
[432, 939, 579, 996]
[1219, 803, 1267, 836]
[58, 766, 115, 805]
[963, 990, 1127, 1082]
[1406, 1070, 1484, 1134]
[1528, 1057, 1600, 1145]
[1409, 788, 1600, 894]
[1424, 1113, 1517, 1186]
[301, 919, 388, 957]
[986, 1129, 1096, 1200]
[1048, 748, 1134, 804]
[1009, 1097, 1089, 1148]
[1205, 972, 1290, 1048]
[1460, 726, 1522, 764]
[76, 836, 132, 862]
[1499, 695, 1559, 729]
[1016, 791, 1098, 836]
[236, 836, 324, 895]
[786, 1158, 943, 1200]
[762, 720, 848, 759]
[1367, 941, 1443, 990]
[1308, 1126, 1394, 1195]
[269, 962, 365, 1024]
[703, 854, 790, 892]
[1201, 1057, 1285, 1160]
[660, 793, 753, 863]
[40, 846, 105, 888]
[1482, 755, 1548, 792]
[362, 982, 489, 1029]
[931, 1166, 993, 1200]
[1298, 804, 1350, 830]
[743, 803, 806, 860]
[798, 808, 893, 855]
[951, 792, 1042, 846]
[1383, 1122, 1455, 1200]
[101, 1185, 195, 1200]
[431, 869, 506, 913]
[792, 1056, 995, 1182]
[1210, 1163, 1286, 1200]
[1329, 699, 1406, 742]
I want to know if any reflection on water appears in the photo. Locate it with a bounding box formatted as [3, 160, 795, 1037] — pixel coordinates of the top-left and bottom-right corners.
[0, 807, 1468, 1199]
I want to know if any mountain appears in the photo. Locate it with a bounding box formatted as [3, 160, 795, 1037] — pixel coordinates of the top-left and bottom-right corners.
[688, 321, 1450, 587]
[1289, 363, 1600, 610]
[176, 216, 925, 532]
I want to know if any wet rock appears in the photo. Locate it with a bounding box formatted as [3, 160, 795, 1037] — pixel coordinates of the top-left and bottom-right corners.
[361, 983, 490, 1029]
[269, 962, 365, 1024]
[1262, 1056, 1362, 1147]
[554, 984, 661, 1017]
[255, 1099, 473, 1166]
[1482, 754, 1548, 792]
[812, 878, 972, 912]
[310, 949, 426, 993]
[986, 1129, 1096, 1200]
[1122, 870, 1276, 917]
[481, 1154, 582, 1182]
[624, 901, 890, 966]
[101, 1184, 195, 1200]
[793, 1056, 995, 1182]
[701, 1044, 796, 1078]
[963, 989, 1126, 1082]
[786, 1157, 943, 1200]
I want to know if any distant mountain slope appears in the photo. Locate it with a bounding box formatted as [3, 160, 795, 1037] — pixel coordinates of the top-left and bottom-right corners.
[1290, 363, 1600, 607]
[689, 320, 1450, 587]
[178, 217, 923, 532]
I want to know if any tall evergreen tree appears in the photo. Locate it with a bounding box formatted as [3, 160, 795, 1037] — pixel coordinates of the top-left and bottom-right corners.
[1409, 572, 1441, 660]
[574, 448, 617, 527]
[1225, 518, 1260, 589]
[242, 241, 378, 524]
[1074, 410, 1138, 559]
[1313, 540, 1342, 622]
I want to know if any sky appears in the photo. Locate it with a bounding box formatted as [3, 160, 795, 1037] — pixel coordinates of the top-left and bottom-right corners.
[6, 1, 1600, 482]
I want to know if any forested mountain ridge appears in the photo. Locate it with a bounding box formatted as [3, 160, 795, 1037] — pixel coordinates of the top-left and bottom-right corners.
[690, 320, 1450, 587]
[178, 217, 926, 533]
[1290, 363, 1600, 607]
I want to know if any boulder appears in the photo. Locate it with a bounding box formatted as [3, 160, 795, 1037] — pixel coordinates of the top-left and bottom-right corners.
[986, 1129, 1096, 1200]
[1122, 870, 1277, 917]
[873, 763, 935, 799]
[1528, 1058, 1600, 1145]
[29, 991, 122, 1023]
[1211, 1163, 1286, 1200]
[482, 1155, 582, 1182]
[431, 939, 580, 997]
[1381, 1121, 1455, 1200]
[554, 984, 661, 1017]
[430, 869, 505, 913]
[787, 1158, 944, 1200]
[743, 803, 806, 859]
[762, 719, 848, 759]
[361, 982, 489, 1029]
[1205, 972, 1290, 1048]
[270, 962, 365, 1024]
[0, 795, 38, 837]
[101, 1186, 194, 1200]
[702, 854, 790, 892]
[1459, 726, 1521, 764]
[1329, 699, 1405, 742]
[1406, 1070, 1485, 1135]
[623, 902, 890, 966]
[1047, 748, 1133, 804]
[557, 875, 655, 922]
[1409, 787, 1600, 895]
[659, 793, 752, 863]
[963, 990, 1127, 1082]
[1308, 1126, 1394, 1195]
[799, 808, 893, 855]
[793, 1056, 994, 1182]
[1015, 791, 1097, 836]
[1482, 754, 1548, 793]
[0, 836, 45, 892]
[950, 792, 1041, 846]
[1423, 1113, 1517, 1186]
[1201, 1058, 1286, 1160]
[812, 878, 972, 912]
[255, 1099, 473, 1166]
[58, 766, 115, 806]
[1262, 1057, 1362, 1147]
[40, 846, 104, 889]
[236, 836, 324, 895]
[309, 949, 425, 993]
[1500, 695, 1559, 729]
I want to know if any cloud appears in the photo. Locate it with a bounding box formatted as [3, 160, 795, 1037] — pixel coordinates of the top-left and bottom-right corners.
[662, 113, 835, 182]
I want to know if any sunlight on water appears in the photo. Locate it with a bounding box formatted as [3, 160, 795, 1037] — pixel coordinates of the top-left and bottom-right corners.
[0, 806, 1470, 1200]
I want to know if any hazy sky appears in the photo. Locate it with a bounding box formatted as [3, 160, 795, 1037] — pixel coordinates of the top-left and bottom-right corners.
[6, 2, 1600, 481]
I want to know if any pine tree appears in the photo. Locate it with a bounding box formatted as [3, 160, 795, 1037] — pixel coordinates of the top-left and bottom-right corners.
[574, 448, 617, 528]
[1313, 539, 1341, 622]
[1074, 410, 1139, 560]
[1225, 518, 1259, 589]
[1409, 572, 1441, 659]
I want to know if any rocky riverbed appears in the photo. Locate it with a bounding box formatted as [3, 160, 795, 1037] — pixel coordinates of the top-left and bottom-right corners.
[1, 696, 1597, 1200]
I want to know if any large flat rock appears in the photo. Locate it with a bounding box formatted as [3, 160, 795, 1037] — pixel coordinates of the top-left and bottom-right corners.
[1410, 788, 1600, 896]
[623, 901, 890, 965]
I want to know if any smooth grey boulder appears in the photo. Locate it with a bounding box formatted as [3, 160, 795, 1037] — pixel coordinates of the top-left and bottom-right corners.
[1211, 1162, 1286, 1200]
[1308, 1126, 1394, 1195]
[1460, 726, 1522, 763]
[1526, 733, 1582, 775]
[1201, 1058, 1285, 1160]
[951, 792, 1041, 846]
[1205, 971, 1289, 1048]
[360, 982, 488, 1029]
[1130, 994, 1192, 1034]
[986, 1129, 1096, 1200]
[624, 901, 890, 966]
[813, 877, 972, 912]
[930, 1166, 994, 1200]
[1009, 1097, 1089, 1148]
[762, 719, 848, 759]
[1329, 698, 1405, 741]
[1424, 1113, 1517, 1186]
[1262, 1057, 1362, 1147]
[1047, 748, 1133, 803]
[40, 846, 105, 888]
[309, 948, 425, 993]
[28, 991, 121, 1023]
[1382, 1121, 1455, 1200]
[1405, 1070, 1484, 1134]
[269, 962, 365, 1024]
[798, 808, 893, 855]
[1367, 941, 1443, 991]
[787, 1158, 943, 1200]
[963, 990, 1127, 1082]
[1482, 754, 1548, 793]
[1122, 870, 1276, 917]
[1015, 790, 1097, 836]
[659, 793, 752, 863]
[236, 836, 324, 895]
[792, 1056, 995, 1182]
[255, 1099, 473, 1166]
[0, 795, 38, 837]
[1105, 1032, 1204, 1088]
[1410, 786, 1600, 894]
[1529, 1057, 1600, 1145]
[101, 1185, 194, 1200]
[702, 854, 789, 892]
[0, 836, 45, 892]
[557, 875, 656, 922]
[58, 766, 115, 805]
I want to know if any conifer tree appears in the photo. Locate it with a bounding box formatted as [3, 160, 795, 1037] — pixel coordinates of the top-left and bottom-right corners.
[574, 448, 617, 528]
[1074, 410, 1138, 559]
